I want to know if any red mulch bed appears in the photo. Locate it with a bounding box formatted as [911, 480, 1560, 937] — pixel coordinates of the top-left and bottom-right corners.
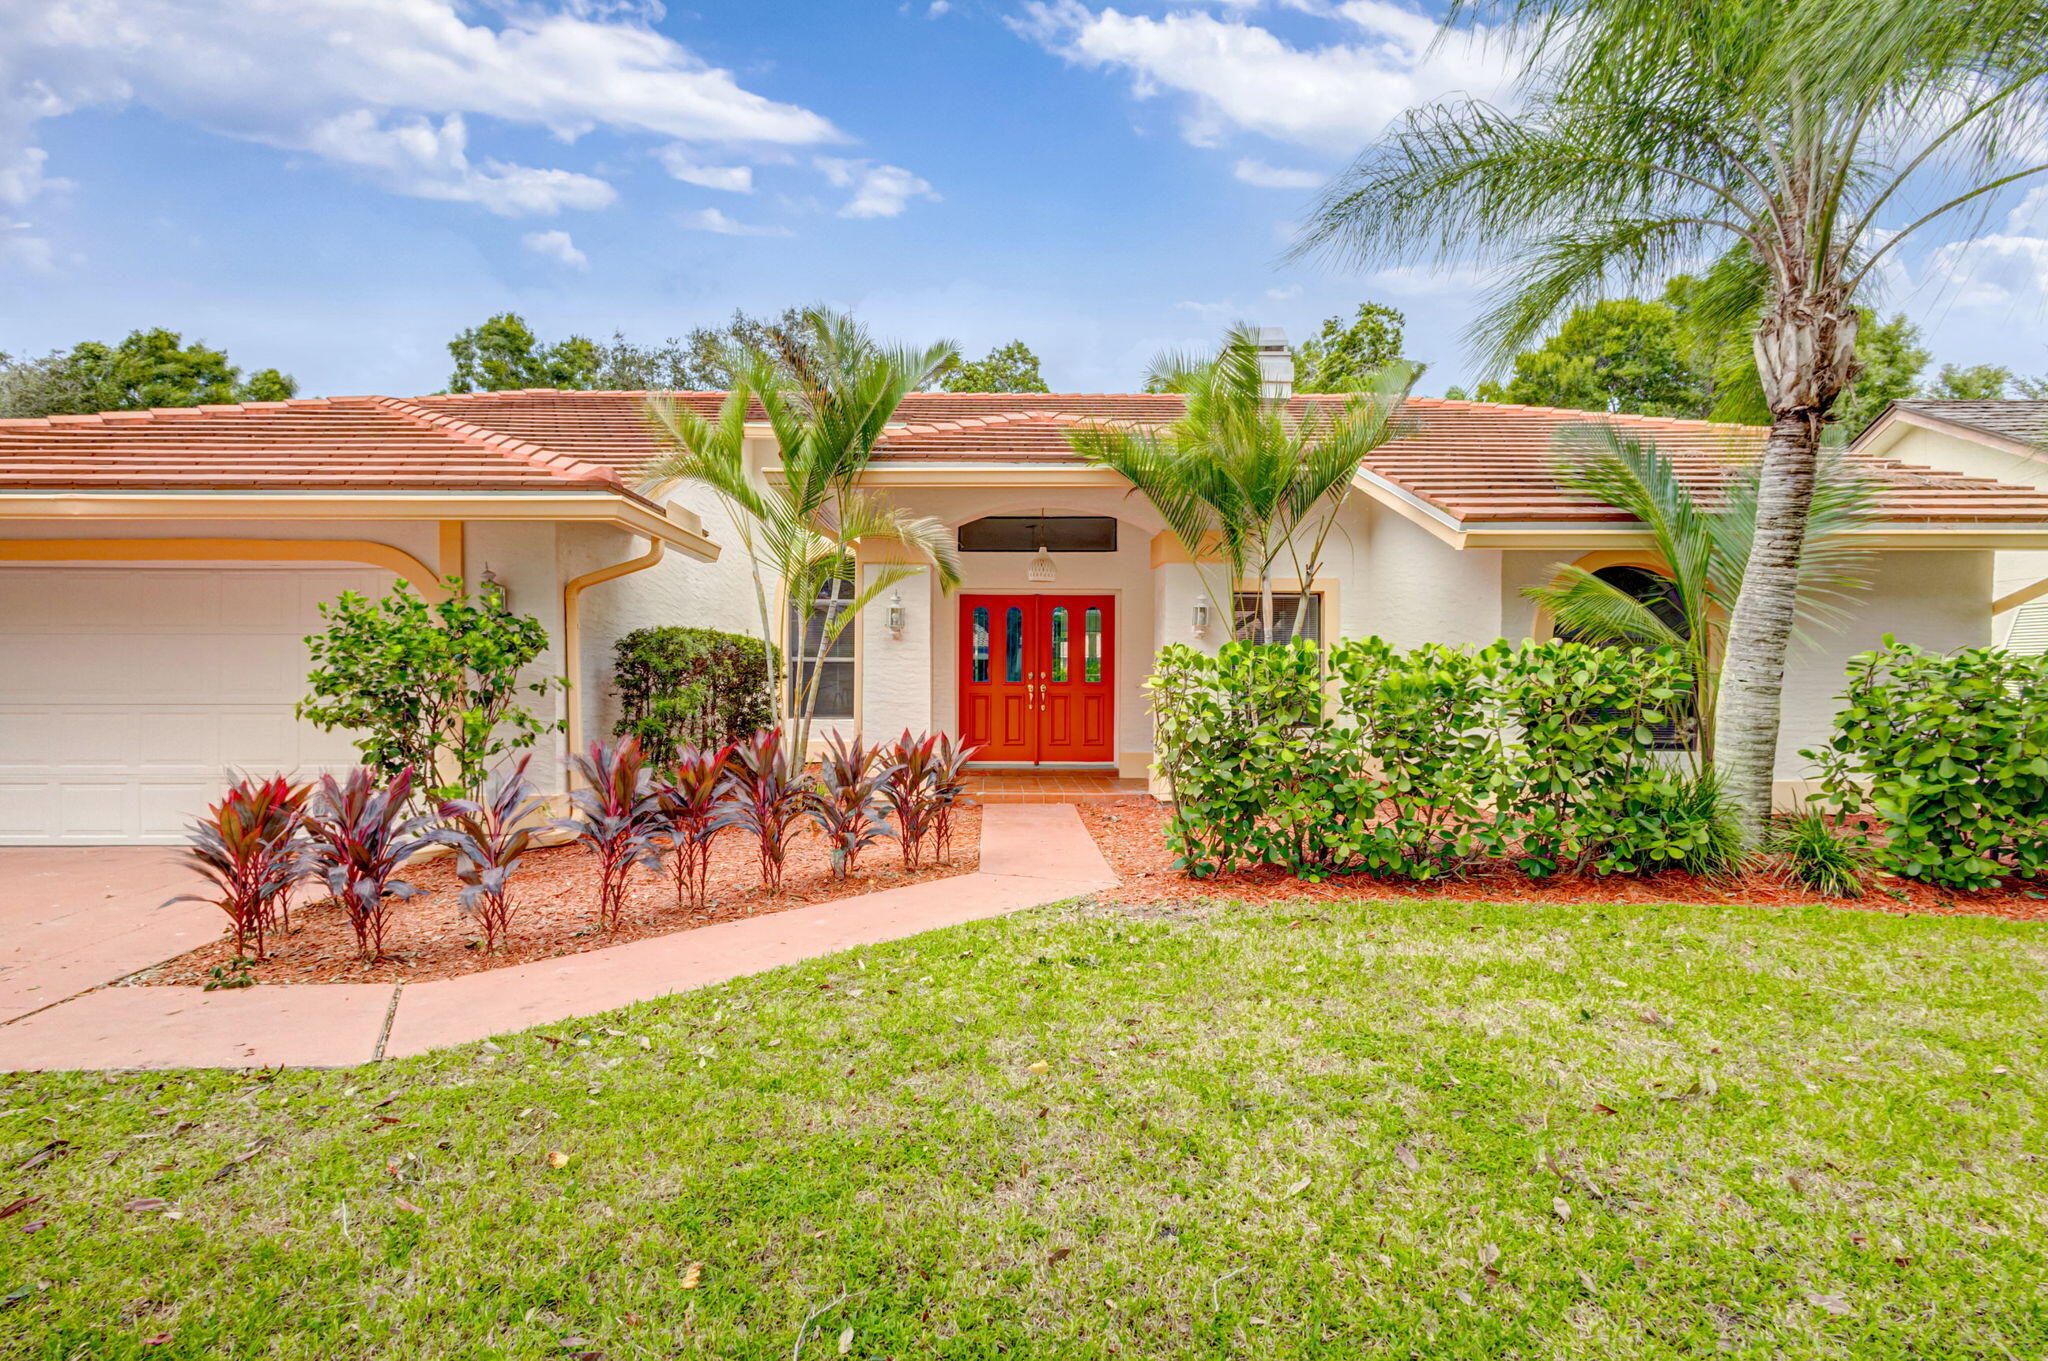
[142, 809, 981, 986]
[1081, 798, 2048, 922]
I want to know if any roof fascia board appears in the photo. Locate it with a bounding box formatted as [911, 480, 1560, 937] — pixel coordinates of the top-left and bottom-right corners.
[0, 491, 719, 560]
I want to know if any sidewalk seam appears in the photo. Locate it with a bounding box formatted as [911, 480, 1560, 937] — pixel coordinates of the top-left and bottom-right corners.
[373, 984, 403, 1061]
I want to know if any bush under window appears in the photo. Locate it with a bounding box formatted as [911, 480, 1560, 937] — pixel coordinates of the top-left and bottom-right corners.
[613, 626, 778, 767]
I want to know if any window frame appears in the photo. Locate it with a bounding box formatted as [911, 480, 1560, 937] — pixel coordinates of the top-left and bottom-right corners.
[786, 573, 857, 720]
[957, 515, 1119, 554]
[1231, 589, 1325, 645]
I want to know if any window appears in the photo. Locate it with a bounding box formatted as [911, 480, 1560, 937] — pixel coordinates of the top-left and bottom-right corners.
[1557, 564, 1693, 749]
[1084, 607, 1103, 681]
[1232, 591, 1323, 644]
[788, 574, 855, 719]
[958, 515, 1118, 553]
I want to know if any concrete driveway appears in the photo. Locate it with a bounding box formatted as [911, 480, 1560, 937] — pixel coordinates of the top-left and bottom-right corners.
[0, 849, 224, 1024]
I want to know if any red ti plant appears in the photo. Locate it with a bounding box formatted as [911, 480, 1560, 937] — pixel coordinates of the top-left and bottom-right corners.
[427, 755, 546, 952]
[928, 732, 981, 863]
[168, 773, 311, 960]
[559, 736, 666, 930]
[882, 730, 945, 870]
[806, 733, 897, 879]
[304, 768, 434, 960]
[712, 726, 809, 892]
[656, 744, 733, 910]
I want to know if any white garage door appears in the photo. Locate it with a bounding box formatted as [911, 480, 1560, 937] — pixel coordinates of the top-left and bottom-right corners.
[0, 565, 392, 845]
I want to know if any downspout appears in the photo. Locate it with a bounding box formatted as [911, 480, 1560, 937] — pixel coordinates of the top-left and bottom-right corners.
[562, 536, 666, 763]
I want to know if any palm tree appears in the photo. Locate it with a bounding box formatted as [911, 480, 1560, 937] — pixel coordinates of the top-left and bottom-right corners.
[642, 309, 962, 756]
[1524, 427, 1874, 762]
[1297, 0, 2048, 841]
[1068, 325, 1415, 643]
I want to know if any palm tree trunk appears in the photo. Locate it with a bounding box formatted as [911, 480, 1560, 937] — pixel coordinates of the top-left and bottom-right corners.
[1715, 409, 1820, 843]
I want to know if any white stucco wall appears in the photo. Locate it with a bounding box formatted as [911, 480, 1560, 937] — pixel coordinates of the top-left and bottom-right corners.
[1503, 544, 1993, 781]
[1356, 502, 1504, 646]
[1863, 424, 2048, 636]
[563, 483, 765, 755]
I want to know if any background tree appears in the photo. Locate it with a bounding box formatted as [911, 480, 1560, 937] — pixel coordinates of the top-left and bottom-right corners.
[1476, 289, 1712, 416]
[938, 340, 1048, 393]
[1928, 362, 2013, 401]
[643, 309, 961, 754]
[1299, 0, 2048, 842]
[0, 330, 298, 417]
[445, 313, 602, 393]
[1070, 325, 1416, 644]
[1294, 302, 1410, 392]
[1831, 312, 1931, 433]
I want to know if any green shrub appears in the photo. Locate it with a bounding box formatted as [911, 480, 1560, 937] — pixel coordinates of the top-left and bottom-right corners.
[1148, 635, 1702, 881]
[1807, 637, 2048, 889]
[1493, 641, 1696, 877]
[1330, 638, 1499, 880]
[1766, 809, 1866, 897]
[1148, 640, 1367, 877]
[613, 626, 777, 768]
[299, 578, 563, 802]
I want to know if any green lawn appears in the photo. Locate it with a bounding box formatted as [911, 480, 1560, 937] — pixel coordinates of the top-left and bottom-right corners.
[4, 896, 2045, 1358]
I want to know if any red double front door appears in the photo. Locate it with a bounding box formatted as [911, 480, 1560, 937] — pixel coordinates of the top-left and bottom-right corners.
[958, 594, 1115, 764]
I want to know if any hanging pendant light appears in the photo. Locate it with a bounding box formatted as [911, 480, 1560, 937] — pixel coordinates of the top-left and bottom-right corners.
[1026, 508, 1056, 582]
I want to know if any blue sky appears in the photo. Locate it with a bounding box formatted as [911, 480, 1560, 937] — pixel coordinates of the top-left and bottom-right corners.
[5, 0, 2047, 398]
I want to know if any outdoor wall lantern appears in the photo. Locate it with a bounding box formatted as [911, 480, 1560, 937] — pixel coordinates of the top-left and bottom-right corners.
[480, 566, 509, 610]
[886, 589, 905, 640]
[1192, 593, 1211, 638]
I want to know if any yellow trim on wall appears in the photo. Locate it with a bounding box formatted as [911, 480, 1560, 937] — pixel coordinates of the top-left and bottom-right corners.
[437, 520, 465, 583]
[1529, 550, 1673, 642]
[0, 536, 453, 601]
[1147, 530, 1229, 568]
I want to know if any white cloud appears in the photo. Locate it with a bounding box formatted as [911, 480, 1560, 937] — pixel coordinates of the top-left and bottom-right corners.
[681, 206, 793, 237]
[1175, 299, 1237, 317]
[1234, 158, 1323, 190]
[2, 0, 847, 216]
[0, 221, 54, 272]
[1917, 188, 2048, 308]
[300, 111, 615, 214]
[1016, 0, 1521, 152]
[928, 0, 953, 14]
[521, 228, 589, 268]
[1266, 283, 1303, 300]
[815, 157, 940, 219]
[656, 146, 754, 192]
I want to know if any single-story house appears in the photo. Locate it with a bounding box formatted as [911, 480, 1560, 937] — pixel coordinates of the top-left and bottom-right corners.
[1849, 398, 2048, 651]
[8, 342, 2048, 844]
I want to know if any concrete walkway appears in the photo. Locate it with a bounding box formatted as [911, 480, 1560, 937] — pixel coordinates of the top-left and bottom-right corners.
[0, 804, 1117, 1072]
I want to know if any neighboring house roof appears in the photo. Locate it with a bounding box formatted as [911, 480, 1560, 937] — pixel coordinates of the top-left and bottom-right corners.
[1885, 399, 2048, 446]
[8, 388, 2048, 547]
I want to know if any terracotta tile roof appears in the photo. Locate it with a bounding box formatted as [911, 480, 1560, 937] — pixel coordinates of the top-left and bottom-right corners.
[0, 395, 652, 503]
[8, 386, 2048, 529]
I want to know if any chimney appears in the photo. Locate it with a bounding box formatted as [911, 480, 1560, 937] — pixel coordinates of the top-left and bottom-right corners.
[1254, 326, 1293, 402]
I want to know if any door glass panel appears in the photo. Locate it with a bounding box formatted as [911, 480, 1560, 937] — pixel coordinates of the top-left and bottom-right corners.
[1050, 606, 1069, 682]
[971, 607, 989, 682]
[1004, 606, 1024, 682]
[1084, 607, 1103, 682]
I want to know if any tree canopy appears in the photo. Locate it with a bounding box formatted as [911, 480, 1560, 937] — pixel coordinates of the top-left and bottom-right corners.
[443, 308, 830, 393]
[938, 340, 1048, 393]
[1472, 284, 1713, 417]
[1294, 303, 1410, 393]
[0, 329, 298, 418]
